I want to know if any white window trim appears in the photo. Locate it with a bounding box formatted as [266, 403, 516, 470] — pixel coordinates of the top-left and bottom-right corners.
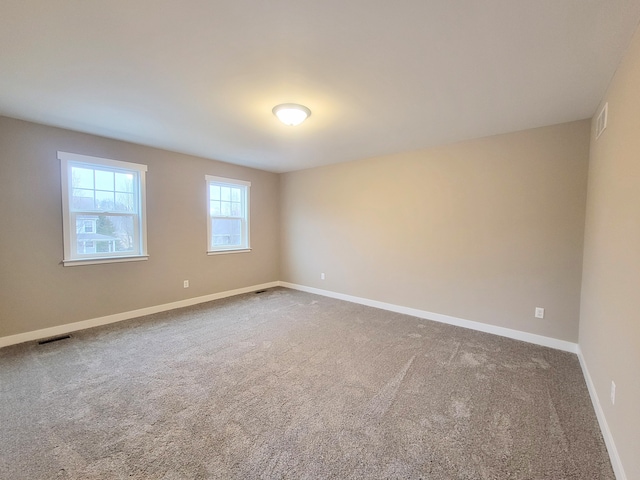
[58, 151, 149, 266]
[206, 175, 251, 255]
[207, 249, 251, 256]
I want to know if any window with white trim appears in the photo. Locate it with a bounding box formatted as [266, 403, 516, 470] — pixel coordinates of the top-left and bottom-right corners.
[58, 151, 148, 266]
[206, 175, 251, 254]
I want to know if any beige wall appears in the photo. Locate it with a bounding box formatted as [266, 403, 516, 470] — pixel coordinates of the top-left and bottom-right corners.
[580, 24, 640, 479]
[281, 120, 590, 342]
[0, 116, 280, 338]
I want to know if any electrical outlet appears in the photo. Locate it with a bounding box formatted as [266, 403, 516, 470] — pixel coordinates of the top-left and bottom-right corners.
[183, 280, 189, 288]
[535, 307, 545, 319]
[320, 273, 325, 280]
[611, 381, 616, 405]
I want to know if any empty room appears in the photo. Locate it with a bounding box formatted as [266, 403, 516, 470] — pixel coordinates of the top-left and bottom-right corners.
[1, 1, 639, 479]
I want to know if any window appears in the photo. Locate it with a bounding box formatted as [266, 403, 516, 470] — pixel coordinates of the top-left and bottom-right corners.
[206, 175, 250, 254]
[58, 151, 148, 266]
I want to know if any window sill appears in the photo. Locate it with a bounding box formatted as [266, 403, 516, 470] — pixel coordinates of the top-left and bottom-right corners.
[207, 248, 252, 256]
[63, 255, 149, 267]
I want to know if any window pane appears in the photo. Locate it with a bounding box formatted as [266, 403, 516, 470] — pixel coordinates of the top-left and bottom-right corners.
[212, 218, 242, 247]
[231, 202, 241, 216]
[221, 201, 231, 216]
[72, 189, 95, 210]
[95, 170, 114, 191]
[71, 167, 94, 189]
[231, 188, 241, 202]
[95, 191, 115, 210]
[107, 215, 136, 252]
[115, 193, 135, 212]
[211, 201, 221, 215]
[76, 214, 137, 255]
[76, 239, 96, 254]
[210, 185, 220, 200]
[115, 172, 134, 192]
[221, 187, 230, 201]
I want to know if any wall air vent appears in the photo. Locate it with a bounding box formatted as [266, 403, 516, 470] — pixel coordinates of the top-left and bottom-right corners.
[596, 102, 608, 139]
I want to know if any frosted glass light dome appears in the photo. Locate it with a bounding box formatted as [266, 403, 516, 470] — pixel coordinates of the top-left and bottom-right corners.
[272, 103, 311, 126]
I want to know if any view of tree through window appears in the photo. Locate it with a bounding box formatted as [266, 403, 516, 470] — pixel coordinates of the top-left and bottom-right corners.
[71, 166, 137, 254]
[59, 151, 148, 265]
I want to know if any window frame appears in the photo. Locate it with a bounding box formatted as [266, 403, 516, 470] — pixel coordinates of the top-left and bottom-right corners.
[206, 175, 251, 255]
[58, 151, 149, 266]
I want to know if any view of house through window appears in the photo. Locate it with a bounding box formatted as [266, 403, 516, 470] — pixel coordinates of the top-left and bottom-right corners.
[58, 151, 148, 265]
[206, 175, 251, 254]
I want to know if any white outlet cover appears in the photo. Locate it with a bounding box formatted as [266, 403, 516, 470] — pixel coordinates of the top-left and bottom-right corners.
[535, 307, 545, 319]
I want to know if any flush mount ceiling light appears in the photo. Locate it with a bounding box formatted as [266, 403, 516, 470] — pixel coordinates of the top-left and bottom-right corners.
[272, 103, 311, 126]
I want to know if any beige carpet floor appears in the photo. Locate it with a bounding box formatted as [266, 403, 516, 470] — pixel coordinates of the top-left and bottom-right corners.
[0, 287, 614, 479]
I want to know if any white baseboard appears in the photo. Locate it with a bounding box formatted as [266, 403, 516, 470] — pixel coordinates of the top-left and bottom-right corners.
[577, 347, 626, 480]
[0, 281, 279, 348]
[279, 282, 578, 353]
[2, 280, 578, 355]
[2, 280, 578, 353]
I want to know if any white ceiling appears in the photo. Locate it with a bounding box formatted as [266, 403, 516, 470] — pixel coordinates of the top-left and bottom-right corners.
[1, 1, 640, 173]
